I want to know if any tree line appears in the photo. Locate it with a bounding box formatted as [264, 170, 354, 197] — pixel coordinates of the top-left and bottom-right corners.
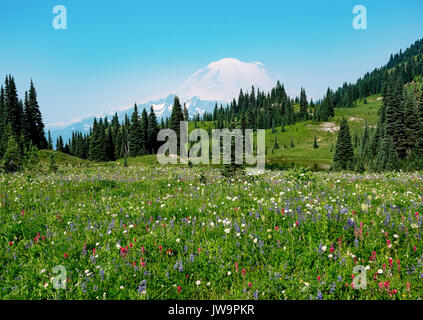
[329, 38, 423, 109]
[57, 97, 190, 162]
[331, 38, 423, 172]
[0, 75, 48, 172]
[333, 79, 423, 171]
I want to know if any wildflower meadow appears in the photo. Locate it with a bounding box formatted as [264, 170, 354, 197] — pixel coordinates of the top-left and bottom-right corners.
[1, 164, 422, 300]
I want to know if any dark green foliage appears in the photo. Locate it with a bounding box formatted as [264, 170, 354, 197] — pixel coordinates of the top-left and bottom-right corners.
[385, 136, 399, 171]
[147, 106, 159, 153]
[360, 122, 369, 155]
[170, 96, 184, 136]
[416, 89, 423, 155]
[89, 118, 109, 161]
[2, 133, 22, 172]
[333, 118, 354, 171]
[0, 76, 49, 172]
[56, 136, 64, 152]
[313, 136, 318, 149]
[25, 144, 40, 171]
[128, 104, 144, 157]
[47, 131, 53, 150]
[3, 75, 22, 139]
[183, 103, 189, 121]
[385, 79, 407, 158]
[403, 90, 419, 156]
[273, 135, 279, 150]
[25, 80, 47, 149]
[67, 102, 160, 162]
[298, 87, 308, 121]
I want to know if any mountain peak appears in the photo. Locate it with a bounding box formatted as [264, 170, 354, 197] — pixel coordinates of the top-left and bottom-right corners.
[207, 57, 252, 68]
[174, 58, 279, 102]
[46, 58, 282, 143]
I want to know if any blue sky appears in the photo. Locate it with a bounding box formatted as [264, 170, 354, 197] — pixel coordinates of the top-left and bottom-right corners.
[1, 0, 422, 124]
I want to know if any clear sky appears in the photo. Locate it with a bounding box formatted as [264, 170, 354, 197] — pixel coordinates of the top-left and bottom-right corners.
[1, 0, 422, 124]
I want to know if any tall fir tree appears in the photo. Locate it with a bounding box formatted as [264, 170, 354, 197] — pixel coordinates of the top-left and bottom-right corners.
[140, 108, 149, 154]
[333, 118, 354, 170]
[4, 75, 22, 139]
[27, 80, 47, 148]
[147, 106, 159, 153]
[299, 87, 308, 121]
[47, 130, 53, 149]
[128, 104, 144, 157]
[169, 96, 184, 143]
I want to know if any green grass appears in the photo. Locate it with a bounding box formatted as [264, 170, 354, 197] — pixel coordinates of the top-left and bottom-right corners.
[38, 150, 90, 167]
[1, 163, 422, 300]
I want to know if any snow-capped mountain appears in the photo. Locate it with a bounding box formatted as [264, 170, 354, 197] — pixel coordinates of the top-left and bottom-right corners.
[175, 58, 279, 101]
[46, 58, 280, 144]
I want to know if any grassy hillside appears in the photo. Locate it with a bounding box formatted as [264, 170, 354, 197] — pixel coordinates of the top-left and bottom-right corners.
[186, 94, 382, 169]
[38, 150, 90, 167]
[265, 94, 382, 168]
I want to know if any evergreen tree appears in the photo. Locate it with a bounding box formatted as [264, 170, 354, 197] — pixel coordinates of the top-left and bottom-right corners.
[325, 88, 335, 118]
[21, 93, 32, 149]
[0, 86, 5, 155]
[26, 80, 47, 148]
[313, 136, 319, 149]
[2, 132, 22, 172]
[25, 143, 39, 171]
[416, 88, 423, 154]
[140, 108, 149, 154]
[128, 104, 143, 157]
[89, 118, 102, 160]
[4, 75, 22, 139]
[333, 118, 354, 170]
[273, 135, 279, 150]
[299, 87, 308, 121]
[147, 106, 159, 153]
[47, 131, 53, 150]
[385, 79, 407, 158]
[105, 128, 115, 161]
[56, 136, 64, 152]
[403, 90, 418, 156]
[360, 121, 369, 155]
[247, 107, 255, 130]
[385, 136, 399, 171]
[183, 103, 189, 121]
[170, 96, 184, 139]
